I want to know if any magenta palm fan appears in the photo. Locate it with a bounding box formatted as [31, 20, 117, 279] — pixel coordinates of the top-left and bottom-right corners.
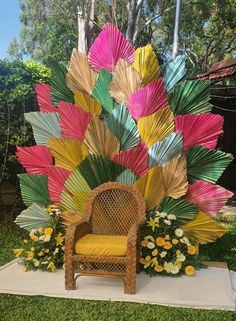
[15, 23, 233, 276]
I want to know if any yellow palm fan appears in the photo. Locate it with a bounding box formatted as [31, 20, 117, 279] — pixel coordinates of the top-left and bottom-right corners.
[48, 138, 88, 171]
[182, 211, 228, 244]
[61, 209, 82, 228]
[137, 107, 174, 148]
[83, 116, 120, 159]
[60, 191, 89, 214]
[66, 48, 98, 95]
[109, 59, 142, 104]
[74, 91, 102, 116]
[161, 156, 188, 199]
[133, 44, 161, 85]
[133, 166, 165, 210]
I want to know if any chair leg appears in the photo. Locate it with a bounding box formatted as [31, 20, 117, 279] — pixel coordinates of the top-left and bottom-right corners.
[124, 259, 136, 294]
[65, 260, 76, 290]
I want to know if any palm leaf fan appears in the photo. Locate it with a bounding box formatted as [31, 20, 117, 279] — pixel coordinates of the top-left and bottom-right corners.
[47, 166, 71, 204]
[169, 80, 212, 115]
[133, 44, 161, 85]
[18, 174, 51, 207]
[60, 190, 89, 213]
[175, 114, 223, 151]
[61, 210, 82, 228]
[48, 138, 89, 171]
[74, 91, 102, 116]
[158, 197, 199, 224]
[133, 166, 165, 210]
[66, 49, 98, 95]
[182, 211, 228, 244]
[58, 102, 92, 140]
[161, 156, 188, 199]
[113, 142, 148, 177]
[104, 104, 140, 151]
[128, 79, 168, 120]
[109, 59, 142, 104]
[48, 58, 74, 105]
[35, 83, 57, 112]
[64, 168, 91, 194]
[77, 155, 129, 189]
[83, 116, 120, 159]
[162, 55, 186, 92]
[91, 69, 117, 114]
[186, 145, 233, 184]
[15, 204, 50, 230]
[185, 180, 233, 217]
[149, 132, 183, 167]
[25, 112, 61, 146]
[88, 23, 135, 72]
[16, 145, 53, 175]
[137, 107, 174, 148]
[116, 169, 138, 185]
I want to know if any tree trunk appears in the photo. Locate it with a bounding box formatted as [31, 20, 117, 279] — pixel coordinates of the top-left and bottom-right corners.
[126, 0, 144, 45]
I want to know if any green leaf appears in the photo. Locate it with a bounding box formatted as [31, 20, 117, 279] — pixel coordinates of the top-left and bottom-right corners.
[48, 58, 74, 105]
[116, 168, 137, 185]
[186, 145, 233, 184]
[158, 197, 199, 224]
[18, 174, 51, 206]
[162, 55, 186, 92]
[25, 112, 61, 145]
[169, 80, 212, 115]
[15, 203, 50, 230]
[104, 104, 140, 151]
[91, 69, 117, 114]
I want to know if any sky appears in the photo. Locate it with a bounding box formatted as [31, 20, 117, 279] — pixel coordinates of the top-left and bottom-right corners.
[0, 0, 21, 59]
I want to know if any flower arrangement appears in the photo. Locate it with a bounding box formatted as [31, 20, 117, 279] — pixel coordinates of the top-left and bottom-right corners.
[13, 205, 65, 272]
[140, 210, 199, 276]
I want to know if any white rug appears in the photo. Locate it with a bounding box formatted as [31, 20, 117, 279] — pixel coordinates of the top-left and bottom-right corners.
[0, 260, 235, 310]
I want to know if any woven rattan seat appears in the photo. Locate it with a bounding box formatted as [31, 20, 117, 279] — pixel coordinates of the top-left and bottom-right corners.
[65, 182, 146, 294]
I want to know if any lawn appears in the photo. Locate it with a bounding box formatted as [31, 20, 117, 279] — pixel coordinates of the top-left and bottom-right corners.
[0, 223, 235, 321]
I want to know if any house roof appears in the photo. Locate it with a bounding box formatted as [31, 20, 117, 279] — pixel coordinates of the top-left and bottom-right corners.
[193, 58, 236, 80]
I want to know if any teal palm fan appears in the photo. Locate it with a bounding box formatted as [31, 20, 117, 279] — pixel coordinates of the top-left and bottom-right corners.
[16, 23, 232, 274]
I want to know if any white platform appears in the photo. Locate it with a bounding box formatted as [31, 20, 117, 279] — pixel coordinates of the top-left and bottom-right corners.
[0, 260, 235, 310]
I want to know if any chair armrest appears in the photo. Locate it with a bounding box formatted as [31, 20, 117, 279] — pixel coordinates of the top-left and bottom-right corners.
[65, 219, 90, 255]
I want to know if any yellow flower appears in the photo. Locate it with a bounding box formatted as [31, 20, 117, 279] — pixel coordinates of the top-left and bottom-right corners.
[147, 217, 159, 231]
[55, 233, 64, 246]
[185, 265, 195, 276]
[187, 245, 197, 255]
[23, 239, 28, 244]
[44, 249, 50, 253]
[164, 234, 170, 240]
[172, 239, 179, 245]
[47, 262, 56, 272]
[31, 247, 35, 252]
[26, 251, 34, 261]
[176, 249, 181, 256]
[61, 246, 65, 252]
[38, 251, 44, 257]
[139, 258, 146, 265]
[31, 235, 39, 242]
[38, 227, 43, 234]
[163, 242, 172, 250]
[141, 240, 148, 247]
[154, 265, 163, 272]
[156, 237, 165, 247]
[152, 249, 158, 256]
[145, 256, 151, 262]
[33, 259, 40, 267]
[44, 227, 53, 236]
[14, 248, 23, 257]
[150, 257, 158, 267]
[174, 259, 182, 269]
[22, 265, 27, 272]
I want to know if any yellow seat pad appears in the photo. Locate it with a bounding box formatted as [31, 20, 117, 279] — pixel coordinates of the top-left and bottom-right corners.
[75, 234, 128, 257]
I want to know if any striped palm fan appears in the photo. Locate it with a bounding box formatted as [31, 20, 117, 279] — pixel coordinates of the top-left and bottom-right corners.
[16, 24, 233, 268]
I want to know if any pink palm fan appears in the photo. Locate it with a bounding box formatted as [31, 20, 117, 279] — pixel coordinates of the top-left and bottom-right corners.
[35, 83, 57, 112]
[175, 114, 223, 151]
[48, 166, 72, 204]
[185, 180, 233, 216]
[88, 23, 135, 72]
[16, 145, 53, 175]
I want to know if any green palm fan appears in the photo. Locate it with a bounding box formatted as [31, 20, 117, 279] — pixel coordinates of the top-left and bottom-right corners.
[18, 174, 51, 206]
[25, 112, 61, 145]
[186, 145, 233, 184]
[48, 58, 74, 105]
[158, 197, 199, 224]
[15, 203, 50, 230]
[162, 55, 186, 92]
[169, 80, 213, 115]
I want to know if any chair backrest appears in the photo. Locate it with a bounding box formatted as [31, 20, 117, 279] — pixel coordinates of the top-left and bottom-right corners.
[84, 182, 146, 235]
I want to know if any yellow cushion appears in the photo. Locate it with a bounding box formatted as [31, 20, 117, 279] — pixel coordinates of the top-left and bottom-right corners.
[75, 234, 128, 257]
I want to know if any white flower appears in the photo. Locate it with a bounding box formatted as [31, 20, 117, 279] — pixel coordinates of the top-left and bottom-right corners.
[175, 228, 184, 238]
[39, 235, 45, 241]
[155, 210, 160, 216]
[159, 212, 167, 218]
[144, 262, 150, 269]
[44, 235, 51, 242]
[41, 261, 49, 265]
[167, 214, 176, 220]
[53, 248, 59, 255]
[164, 219, 171, 226]
[29, 229, 36, 237]
[177, 254, 186, 262]
[160, 251, 167, 258]
[147, 242, 155, 249]
[144, 235, 155, 242]
[180, 237, 190, 245]
[164, 262, 174, 273]
[34, 260, 40, 267]
[171, 267, 180, 275]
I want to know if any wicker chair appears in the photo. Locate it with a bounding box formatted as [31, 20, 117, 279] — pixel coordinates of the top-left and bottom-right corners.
[65, 182, 146, 294]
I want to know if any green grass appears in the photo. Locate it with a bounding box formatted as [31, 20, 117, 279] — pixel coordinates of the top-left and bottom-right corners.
[0, 223, 235, 321]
